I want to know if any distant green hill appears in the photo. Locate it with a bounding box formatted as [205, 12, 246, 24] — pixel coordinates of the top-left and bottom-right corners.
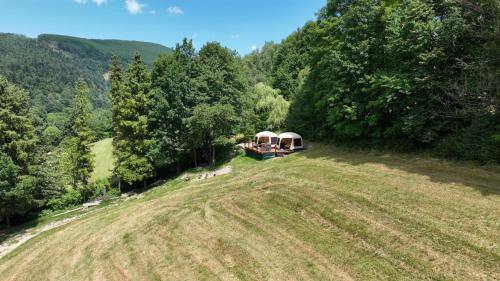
[38, 34, 171, 67]
[0, 33, 171, 113]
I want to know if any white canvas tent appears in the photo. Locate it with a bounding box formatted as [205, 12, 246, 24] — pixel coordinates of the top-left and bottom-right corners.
[255, 131, 278, 147]
[278, 132, 303, 150]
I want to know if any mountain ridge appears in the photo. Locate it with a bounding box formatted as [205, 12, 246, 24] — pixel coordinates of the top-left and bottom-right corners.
[37, 33, 171, 66]
[0, 32, 172, 112]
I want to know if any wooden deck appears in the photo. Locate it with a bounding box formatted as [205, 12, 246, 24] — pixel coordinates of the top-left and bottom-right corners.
[242, 143, 294, 160]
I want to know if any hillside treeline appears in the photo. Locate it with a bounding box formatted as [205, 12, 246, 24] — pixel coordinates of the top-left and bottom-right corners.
[109, 39, 290, 188]
[0, 40, 288, 227]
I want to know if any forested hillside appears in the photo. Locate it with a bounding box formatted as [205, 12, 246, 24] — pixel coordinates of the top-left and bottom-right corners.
[0, 33, 171, 113]
[39, 34, 170, 68]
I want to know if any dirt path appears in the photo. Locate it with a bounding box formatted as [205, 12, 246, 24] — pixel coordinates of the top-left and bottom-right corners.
[183, 166, 232, 181]
[0, 213, 85, 259]
[0, 203, 115, 260]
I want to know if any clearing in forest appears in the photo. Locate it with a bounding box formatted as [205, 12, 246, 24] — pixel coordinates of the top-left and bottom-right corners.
[90, 137, 114, 181]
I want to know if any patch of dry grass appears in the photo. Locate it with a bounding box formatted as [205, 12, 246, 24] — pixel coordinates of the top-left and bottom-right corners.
[1, 144, 499, 280]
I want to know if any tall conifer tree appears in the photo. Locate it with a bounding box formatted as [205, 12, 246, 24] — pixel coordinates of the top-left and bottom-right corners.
[116, 55, 154, 187]
[0, 76, 37, 227]
[108, 55, 126, 190]
[70, 78, 94, 189]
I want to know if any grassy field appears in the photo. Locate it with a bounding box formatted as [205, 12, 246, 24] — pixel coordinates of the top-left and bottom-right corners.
[0, 144, 499, 280]
[91, 138, 114, 182]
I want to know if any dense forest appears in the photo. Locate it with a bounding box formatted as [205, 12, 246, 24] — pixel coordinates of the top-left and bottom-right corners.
[1, 0, 499, 227]
[246, 0, 500, 162]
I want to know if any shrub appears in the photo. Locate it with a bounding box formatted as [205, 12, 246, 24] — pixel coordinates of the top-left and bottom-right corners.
[87, 178, 111, 201]
[435, 114, 500, 164]
[47, 189, 83, 210]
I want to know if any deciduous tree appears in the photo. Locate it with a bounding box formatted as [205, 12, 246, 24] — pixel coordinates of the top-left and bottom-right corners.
[149, 39, 197, 169]
[187, 104, 236, 166]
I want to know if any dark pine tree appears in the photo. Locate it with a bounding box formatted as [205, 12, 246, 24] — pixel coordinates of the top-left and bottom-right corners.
[116, 55, 154, 188]
[108, 55, 126, 191]
[0, 76, 38, 227]
[70, 78, 95, 191]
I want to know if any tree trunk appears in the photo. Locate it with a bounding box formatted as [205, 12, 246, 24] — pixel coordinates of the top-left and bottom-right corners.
[143, 179, 147, 189]
[193, 149, 198, 168]
[118, 179, 121, 193]
[211, 144, 216, 166]
[5, 214, 11, 228]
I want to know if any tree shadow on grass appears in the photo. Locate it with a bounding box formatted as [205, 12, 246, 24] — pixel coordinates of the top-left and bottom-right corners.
[297, 142, 500, 196]
[0, 216, 41, 245]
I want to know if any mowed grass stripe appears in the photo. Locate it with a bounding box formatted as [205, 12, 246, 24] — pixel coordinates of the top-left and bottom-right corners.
[0, 144, 498, 280]
[283, 155, 499, 279]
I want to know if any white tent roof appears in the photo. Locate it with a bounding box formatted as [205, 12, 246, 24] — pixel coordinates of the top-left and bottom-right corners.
[278, 132, 302, 139]
[255, 131, 278, 138]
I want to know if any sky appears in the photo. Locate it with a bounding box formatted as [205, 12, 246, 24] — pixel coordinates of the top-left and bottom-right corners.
[0, 0, 326, 55]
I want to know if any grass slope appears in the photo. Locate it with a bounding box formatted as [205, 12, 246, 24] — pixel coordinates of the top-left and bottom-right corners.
[1, 144, 499, 280]
[91, 138, 114, 182]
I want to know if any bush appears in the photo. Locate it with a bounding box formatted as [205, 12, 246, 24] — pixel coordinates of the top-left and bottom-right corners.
[87, 179, 111, 201]
[215, 139, 237, 165]
[47, 189, 83, 210]
[46, 178, 121, 211]
[86, 179, 121, 202]
[106, 187, 120, 198]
